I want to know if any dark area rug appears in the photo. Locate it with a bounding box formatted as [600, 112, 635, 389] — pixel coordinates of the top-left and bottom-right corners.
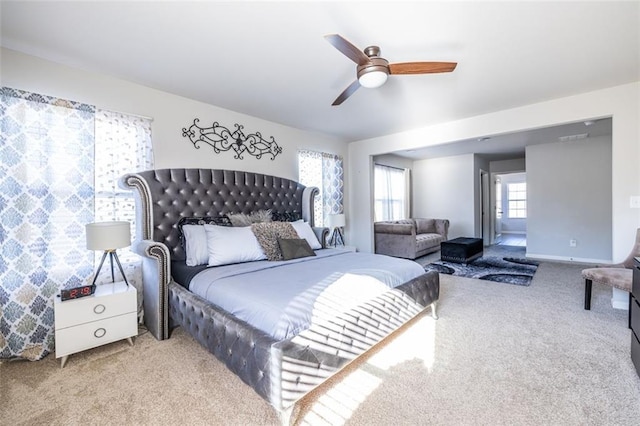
[424, 256, 540, 286]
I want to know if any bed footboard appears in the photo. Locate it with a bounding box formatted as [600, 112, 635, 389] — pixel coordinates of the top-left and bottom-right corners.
[168, 269, 439, 412]
[168, 281, 277, 403]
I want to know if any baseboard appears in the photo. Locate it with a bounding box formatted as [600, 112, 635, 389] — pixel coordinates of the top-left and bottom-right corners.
[525, 253, 611, 265]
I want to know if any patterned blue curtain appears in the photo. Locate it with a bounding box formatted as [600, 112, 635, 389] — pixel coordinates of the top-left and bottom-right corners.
[0, 88, 95, 360]
[297, 150, 344, 226]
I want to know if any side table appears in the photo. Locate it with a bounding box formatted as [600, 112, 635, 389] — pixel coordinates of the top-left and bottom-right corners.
[54, 281, 137, 368]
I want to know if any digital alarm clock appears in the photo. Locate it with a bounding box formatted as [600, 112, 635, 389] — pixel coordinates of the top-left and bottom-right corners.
[59, 284, 96, 301]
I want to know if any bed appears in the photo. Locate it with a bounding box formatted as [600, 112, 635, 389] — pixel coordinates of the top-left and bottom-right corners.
[120, 168, 439, 419]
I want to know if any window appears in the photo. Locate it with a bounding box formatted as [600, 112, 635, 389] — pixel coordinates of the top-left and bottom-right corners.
[507, 182, 527, 218]
[374, 164, 409, 221]
[297, 150, 344, 227]
[94, 110, 153, 267]
[0, 87, 153, 360]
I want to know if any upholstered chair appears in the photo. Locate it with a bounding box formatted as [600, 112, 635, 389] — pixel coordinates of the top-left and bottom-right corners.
[582, 228, 640, 326]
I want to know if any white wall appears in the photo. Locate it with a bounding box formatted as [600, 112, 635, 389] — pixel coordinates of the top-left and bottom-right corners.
[412, 154, 476, 238]
[474, 155, 491, 239]
[526, 136, 612, 262]
[490, 158, 526, 174]
[348, 82, 640, 260]
[0, 48, 346, 182]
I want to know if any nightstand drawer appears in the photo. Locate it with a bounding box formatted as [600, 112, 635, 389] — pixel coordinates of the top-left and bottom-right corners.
[632, 325, 640, 377]
[632, 296, 640, 337]
[632, 259, 640, 299]
[55, 283, 136, 329]
[55, 312, 137, 358]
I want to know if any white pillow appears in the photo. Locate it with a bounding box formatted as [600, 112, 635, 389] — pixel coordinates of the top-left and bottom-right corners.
[291, 220, 322, 250]
[182, 225, 209, 266]
[204, 224, 267, 266]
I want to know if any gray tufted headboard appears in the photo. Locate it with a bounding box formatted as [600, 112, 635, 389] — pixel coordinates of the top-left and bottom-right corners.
[122, 168, 318, 261]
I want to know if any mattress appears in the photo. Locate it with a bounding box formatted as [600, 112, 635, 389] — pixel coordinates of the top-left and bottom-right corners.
[188, 248, 426, 340]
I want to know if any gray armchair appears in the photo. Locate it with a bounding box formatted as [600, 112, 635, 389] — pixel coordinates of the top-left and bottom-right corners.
[374, 218, 449, 260]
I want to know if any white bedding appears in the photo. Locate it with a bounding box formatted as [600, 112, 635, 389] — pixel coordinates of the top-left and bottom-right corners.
[188, 249, 425, 340]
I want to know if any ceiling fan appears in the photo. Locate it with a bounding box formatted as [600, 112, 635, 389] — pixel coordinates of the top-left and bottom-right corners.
[325, 34, 457, 106]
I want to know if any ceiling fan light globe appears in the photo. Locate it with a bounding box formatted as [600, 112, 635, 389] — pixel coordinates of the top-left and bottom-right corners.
[358, 70, 388, 88]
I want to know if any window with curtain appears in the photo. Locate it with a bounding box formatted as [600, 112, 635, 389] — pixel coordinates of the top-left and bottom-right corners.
[94, 110, 153, 277]
[0, 87, 153, 360]
[297, 150, 344, 227]
[374, 164, 409, 222]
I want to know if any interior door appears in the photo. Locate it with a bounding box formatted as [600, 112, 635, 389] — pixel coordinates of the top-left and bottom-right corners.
[494, 176, 503, 242]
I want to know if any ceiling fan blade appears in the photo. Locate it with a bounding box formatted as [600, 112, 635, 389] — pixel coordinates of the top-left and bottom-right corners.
[324, 34, 370, 66]
[389, 62, 458, 75]
[332, 80, 361, 106]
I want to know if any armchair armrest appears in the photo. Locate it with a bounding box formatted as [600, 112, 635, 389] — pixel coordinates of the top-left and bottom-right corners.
[132, 239, 171, 340]
[435, 219, 450, 240]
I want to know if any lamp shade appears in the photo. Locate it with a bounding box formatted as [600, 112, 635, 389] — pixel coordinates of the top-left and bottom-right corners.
[327, 213, 346, 228]
[86, 221, 131, 251]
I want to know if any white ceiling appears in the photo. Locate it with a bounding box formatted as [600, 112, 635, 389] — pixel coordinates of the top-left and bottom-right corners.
[394, 116, 613, 161]
[1, 1, 638, 151]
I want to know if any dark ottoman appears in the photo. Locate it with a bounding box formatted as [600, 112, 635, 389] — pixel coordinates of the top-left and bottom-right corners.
[441, 237, 483, 263]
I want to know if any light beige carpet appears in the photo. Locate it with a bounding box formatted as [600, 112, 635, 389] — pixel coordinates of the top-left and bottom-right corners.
[2, 259, 640, 425]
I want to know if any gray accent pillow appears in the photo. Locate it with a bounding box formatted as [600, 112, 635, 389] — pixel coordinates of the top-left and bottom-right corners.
[229, 209, 273, 227]
[278, 238, 316, 261]
[251, 222, 298, 261]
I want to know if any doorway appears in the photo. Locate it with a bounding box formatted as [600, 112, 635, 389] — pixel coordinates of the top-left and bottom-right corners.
[493, 172, 527, 247]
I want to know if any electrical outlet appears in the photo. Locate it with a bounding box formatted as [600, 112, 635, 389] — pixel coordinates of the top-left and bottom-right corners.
[569, 239, 577, 247]
[630, 196, 640, 209]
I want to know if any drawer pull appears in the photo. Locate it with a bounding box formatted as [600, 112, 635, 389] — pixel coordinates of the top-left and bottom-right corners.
[93, 304, 106, 314]
[94, 328, 106, 338]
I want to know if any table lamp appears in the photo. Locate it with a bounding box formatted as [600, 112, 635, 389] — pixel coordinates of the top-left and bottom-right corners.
[86, 221, 131, 286]
[327, 213, 345, 247]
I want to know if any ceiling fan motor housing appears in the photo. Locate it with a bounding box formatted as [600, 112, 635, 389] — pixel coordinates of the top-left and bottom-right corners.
[357, 56, 390, 88]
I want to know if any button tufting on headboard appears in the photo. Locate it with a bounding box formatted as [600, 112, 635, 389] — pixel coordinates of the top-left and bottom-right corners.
[121, 169, 314, 261]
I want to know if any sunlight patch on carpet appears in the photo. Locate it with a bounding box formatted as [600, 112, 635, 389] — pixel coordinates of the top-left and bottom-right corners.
[296, 315, 437, 425]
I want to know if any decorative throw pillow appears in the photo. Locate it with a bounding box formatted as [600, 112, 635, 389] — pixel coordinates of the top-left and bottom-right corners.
[228, 209, 273, 227]
[250, 222, 299, 261]
[271, 211, 303, 222]
[290, 220, 322, 250]
[177, 216, 232, 265]
[278, 238, 316, 261]
[203, 224, 267, 266]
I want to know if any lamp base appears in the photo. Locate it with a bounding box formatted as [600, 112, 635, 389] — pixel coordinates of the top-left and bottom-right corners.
[329, 228, 344, 247]
[92, 250, 129, 286]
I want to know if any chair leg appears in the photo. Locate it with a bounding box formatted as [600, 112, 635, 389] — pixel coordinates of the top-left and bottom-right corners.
[584, 279, 592, 310]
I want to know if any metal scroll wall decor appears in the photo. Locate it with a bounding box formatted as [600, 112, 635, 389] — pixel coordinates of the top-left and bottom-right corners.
[182, 118, 282, 160]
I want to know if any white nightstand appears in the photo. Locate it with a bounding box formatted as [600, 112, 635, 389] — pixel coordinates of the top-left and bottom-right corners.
[54, 281, 137, 368]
